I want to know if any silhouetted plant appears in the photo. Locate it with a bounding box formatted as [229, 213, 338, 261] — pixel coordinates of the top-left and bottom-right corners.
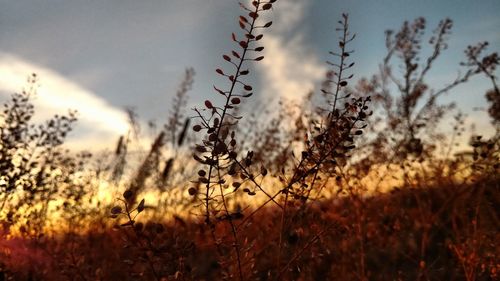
[1, 4, 500, 281]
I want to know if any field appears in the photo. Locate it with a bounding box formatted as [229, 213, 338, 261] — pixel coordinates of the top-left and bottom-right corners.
[0, 1, 499, 280]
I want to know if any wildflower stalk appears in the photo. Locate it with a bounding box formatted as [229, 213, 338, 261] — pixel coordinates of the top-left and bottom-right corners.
[191, 1, 277, 279]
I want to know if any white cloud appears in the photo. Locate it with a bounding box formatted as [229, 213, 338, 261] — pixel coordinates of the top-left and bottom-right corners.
[0, 53, 130, 150]
[257, 0, 326, 103]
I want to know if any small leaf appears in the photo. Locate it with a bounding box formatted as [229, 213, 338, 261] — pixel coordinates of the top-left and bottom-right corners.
[208, 133, 217, 142]
[239, 41, 248, 48]
[231, 97, 241, 104]
[339, 81, 348, 87]
[254, 46, 264, 52]
[223, 55, 231, 62]
[216, 68, 224, 75]
[214, 86, 226, 96]
[262, 3, 272, 10]
[123, 189, 133, 200]
[254, 56, 264, 61]
[137, 199, 145, 213]
[255, 34, 263, 40]
[260, 166, 268, 176]
[240, 70, 250, 75]
[249, 12, 258, 19]
[205, 100, 213, 109]
[111, 206, 122, 215]
[232, 51, 240, 59]
[263, 21, 272, 28]
[195, 145, 206, 152]
[193, 125, 202, 132]
[243, 85, 253, 91]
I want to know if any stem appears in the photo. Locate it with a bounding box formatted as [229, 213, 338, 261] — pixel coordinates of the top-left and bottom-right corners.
[204, 0, 261, 225]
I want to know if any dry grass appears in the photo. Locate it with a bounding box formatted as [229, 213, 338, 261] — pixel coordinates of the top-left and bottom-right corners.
[1, 1, 499, 280]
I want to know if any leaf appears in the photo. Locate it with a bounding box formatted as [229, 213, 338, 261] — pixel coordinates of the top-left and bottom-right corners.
[243, 85, 253, 91]
[254, 56, 264, 61]
[232, 51, 240, 59]
[208, 133, 218, 142]
[262, 3, 272, 10]
[193, 154, 205, 163]
[205, 100, 213, 109]
[223, 55, 231, 62]
[339, 81, 348, 87]
[123, 189, 133, 200]
[239, 16, 248, 23]
[239, 41, 248, 48]
[240, 70, 250, 75]
[213, 86, 226, 96]
[254, 46, 264, 52]
[195, 145, 206, 152]
[249, 12, 258, 19]
[231, 97, 241, 104]
[193, 125, 202, 132]
[216, 68, 224, 75]
[255, 34, 263, 40]
[263, 21, 273, 28]
[137, 199, 145, 213]
[260, 166, 268, 176]
[111, 206, 122, 215]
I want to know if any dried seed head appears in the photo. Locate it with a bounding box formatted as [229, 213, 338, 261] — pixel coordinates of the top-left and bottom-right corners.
[188, 187, 197, 196]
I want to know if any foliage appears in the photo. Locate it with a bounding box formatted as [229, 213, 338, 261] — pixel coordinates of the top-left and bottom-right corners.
[1, 1, 499, 280]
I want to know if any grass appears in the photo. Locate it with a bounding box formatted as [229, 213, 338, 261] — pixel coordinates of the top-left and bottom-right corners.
[0, 1, 499, 280]
[0, 178, 497, 280]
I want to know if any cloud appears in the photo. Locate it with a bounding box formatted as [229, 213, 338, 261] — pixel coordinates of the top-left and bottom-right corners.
[0, 53, 130, 150]
[257, 0, 326, 103]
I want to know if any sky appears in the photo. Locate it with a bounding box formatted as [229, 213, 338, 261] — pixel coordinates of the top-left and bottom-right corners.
[1, 0, 499, 151]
